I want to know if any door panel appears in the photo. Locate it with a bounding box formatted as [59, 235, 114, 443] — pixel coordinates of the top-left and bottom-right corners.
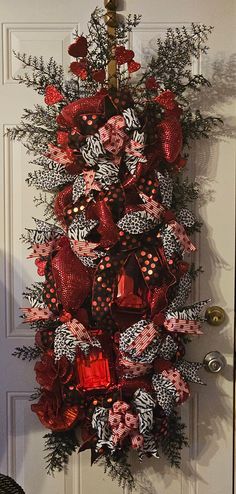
[0, 1, 235, 493]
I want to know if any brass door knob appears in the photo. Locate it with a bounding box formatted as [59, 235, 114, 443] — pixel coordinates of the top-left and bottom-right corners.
[203, 351, 226, 373]
[205, 306, 226, 326]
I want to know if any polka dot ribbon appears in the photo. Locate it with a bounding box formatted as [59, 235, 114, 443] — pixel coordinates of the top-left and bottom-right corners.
[83, 170, 101, 195]
[108, 401, 144, 449]
[21, 306, 52, 322]
[66, 318, 94, 344]
[126, 322, 158, 357]
[162, 369, 190, 403]
[164, 318, 203, 335]
[46, 143, 75, 166]
[70, 239, 99, 258]
[167, 221, 196, 253]
[98, 115, 127, 155]
[27, 241, 55, 258]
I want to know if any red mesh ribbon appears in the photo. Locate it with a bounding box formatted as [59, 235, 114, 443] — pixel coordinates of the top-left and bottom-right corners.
[164, 318, 203, 335]
[54, 185, 73, 226]
[157, 117, 183, 163]
[99, 115, 127, 155]
[31, 392, 80, 431]
[87, 199, 119, 248]
[51, 237, 92, 311]
[60, 91, 107, 127]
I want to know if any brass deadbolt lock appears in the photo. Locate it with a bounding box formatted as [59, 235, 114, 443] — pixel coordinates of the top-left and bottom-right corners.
[205, 306, 226, 326]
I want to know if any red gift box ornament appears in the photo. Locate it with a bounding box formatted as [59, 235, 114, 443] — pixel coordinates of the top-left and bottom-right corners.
[76, 351, 112, 390]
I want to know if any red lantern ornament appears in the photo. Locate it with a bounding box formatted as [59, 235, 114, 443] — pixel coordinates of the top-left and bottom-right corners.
[76, 351, 112, 390]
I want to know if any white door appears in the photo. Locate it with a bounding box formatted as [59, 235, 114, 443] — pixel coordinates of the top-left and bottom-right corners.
[0, 1, 235, 493]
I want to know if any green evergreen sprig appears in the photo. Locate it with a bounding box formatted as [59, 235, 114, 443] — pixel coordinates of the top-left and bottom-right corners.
[12, 52, 64, 94]
[160, 413, 188, 467]
[12, 345, 42, 361]
[140, 24, 213, 95]
[44, 430, 79, 474]
[97, 451, 135, 491]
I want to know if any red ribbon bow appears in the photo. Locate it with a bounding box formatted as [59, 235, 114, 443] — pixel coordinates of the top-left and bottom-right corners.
[98, 115, 127, 155]
[108, 401, 144, 449]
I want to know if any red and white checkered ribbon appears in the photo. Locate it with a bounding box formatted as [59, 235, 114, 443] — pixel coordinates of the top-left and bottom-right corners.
[70, 239, 99, 258]
[98, 115, 126, 155]
[125, 139, 145, 159]
[162, 369, 190, 403]
[66, 318, 94, 344]
[164, 318, 203, 335]
[83, 170, 101, 195]
[21, 306, 52, 322]
[119, 357, 152, 377]
[167, 221, 196, 253]
[27, 241, 55, 259]
[46, 143, 75, 165]
[108, 401, 144, 449]
[126, 322, 158, 356]
[139, 192, 165, 220]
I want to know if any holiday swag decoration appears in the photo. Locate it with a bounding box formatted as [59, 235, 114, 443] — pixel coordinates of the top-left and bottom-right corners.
[10, 7, 219, 490]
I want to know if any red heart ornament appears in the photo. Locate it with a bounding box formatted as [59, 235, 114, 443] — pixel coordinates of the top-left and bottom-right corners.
[70, 60, 88, 80]
[44, 85, 64, 105]
[115, 46, 134, 65]
[35, 258, 47, 276]
[158, 117, 183, 163]
[155, 90, 177, 110]
[128, 60, 141, 73]
[68, 36, 88, 58]
[92, 69, 106, 83]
